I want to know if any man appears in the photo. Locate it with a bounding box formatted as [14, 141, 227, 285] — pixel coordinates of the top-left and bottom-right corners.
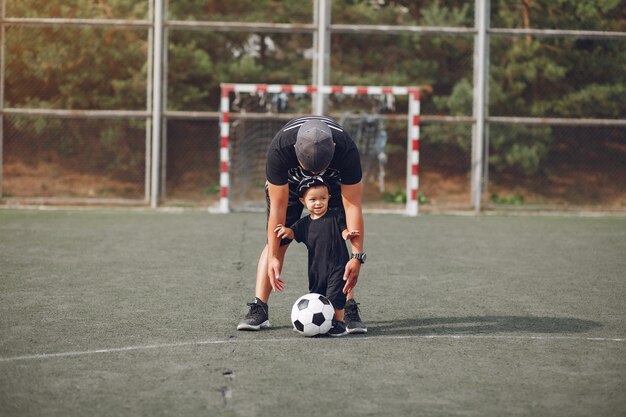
[237, 117, 368, 334]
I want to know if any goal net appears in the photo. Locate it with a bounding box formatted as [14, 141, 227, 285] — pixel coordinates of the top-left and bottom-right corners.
[218, 83, 420, 215]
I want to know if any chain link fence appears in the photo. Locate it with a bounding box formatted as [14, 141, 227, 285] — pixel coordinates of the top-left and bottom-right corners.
[487, 124, 626, 209]
[164, 119, 219, 206]
[3, 115, 148, 202]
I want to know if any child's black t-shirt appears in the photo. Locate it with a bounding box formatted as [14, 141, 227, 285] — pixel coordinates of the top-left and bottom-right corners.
[290, 208, 349, 309]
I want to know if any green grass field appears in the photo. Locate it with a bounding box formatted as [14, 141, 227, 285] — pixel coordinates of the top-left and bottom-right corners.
[1, 208, 625, 417]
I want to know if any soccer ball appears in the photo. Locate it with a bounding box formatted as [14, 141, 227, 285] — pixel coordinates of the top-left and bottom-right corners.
[291, 293, 335, 337]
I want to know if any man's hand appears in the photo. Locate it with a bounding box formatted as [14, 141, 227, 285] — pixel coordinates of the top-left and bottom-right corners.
[342, 258, 361, 294]
[268, 256, 285, 292]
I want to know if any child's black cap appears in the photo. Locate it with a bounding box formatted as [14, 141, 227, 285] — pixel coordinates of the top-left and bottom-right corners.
[297, 175, 328, 197]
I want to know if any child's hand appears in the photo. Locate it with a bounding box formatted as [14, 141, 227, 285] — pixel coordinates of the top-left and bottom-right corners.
[342, 229, 360, 241]
[274, 224, 294, 240]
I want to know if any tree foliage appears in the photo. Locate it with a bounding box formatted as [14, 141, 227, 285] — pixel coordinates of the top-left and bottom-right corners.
[4, 0, 625, 175]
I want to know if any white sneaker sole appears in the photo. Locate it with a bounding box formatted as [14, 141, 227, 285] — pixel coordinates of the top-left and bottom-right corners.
[346, 327, 367, 334]
[237, 320, 270, 331]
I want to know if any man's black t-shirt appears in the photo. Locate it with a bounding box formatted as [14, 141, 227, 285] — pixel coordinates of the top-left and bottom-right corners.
[290, 208, 349, 309]
[265, 116, 362, 192]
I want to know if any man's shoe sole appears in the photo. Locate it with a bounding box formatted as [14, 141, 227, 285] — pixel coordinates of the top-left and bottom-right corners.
[237, 320, 270, 331]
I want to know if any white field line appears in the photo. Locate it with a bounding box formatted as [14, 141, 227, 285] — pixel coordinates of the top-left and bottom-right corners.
[0, 334, 624, 363]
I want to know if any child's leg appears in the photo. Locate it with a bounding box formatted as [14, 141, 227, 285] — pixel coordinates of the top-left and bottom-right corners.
[327, 272, 347, 322]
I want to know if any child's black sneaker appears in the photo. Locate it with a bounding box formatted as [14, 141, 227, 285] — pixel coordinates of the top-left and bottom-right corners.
[344, 299, 367, 334]
[328, 320, 348, 337]
[237, 298, 270, 331]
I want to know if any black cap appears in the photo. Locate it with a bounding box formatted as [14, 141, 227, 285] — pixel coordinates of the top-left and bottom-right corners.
[297, 176, 328, 197]
[294, 120, 335, 172]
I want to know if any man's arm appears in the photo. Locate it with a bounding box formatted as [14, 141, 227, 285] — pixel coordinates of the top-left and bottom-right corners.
[267, 182, 289, 292]
[341, 181, 364, 294]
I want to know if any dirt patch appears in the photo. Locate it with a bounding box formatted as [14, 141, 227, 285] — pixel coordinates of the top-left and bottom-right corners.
[2, 135, 624, 210]
[3, 158, 143, 199]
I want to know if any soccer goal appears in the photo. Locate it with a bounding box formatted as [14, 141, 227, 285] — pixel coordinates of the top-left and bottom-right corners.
[218, 83, 420, 216]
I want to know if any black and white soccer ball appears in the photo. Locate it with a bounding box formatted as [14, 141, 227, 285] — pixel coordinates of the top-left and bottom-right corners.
[291, 293, 334, 337]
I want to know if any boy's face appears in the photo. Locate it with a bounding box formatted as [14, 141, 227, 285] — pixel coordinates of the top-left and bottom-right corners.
[300, 185, 329, 217]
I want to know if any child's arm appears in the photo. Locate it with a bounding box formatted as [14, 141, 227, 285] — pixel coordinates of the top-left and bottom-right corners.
[342, 229, 360, 241]
[274, 224, 295, 241]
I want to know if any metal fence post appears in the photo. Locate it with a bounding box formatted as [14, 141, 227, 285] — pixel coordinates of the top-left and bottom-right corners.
[313, 0, 330, 115]
[150, 0, 164, 208]
[471, 0, 490, 213]
[0, 0, 5, 198]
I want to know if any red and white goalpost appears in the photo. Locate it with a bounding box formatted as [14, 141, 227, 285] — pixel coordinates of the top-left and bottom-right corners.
[218, 83, 420, 216]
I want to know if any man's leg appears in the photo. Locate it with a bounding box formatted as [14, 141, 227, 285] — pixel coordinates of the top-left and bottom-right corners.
[331, 204, 367, 333]
[254, 244, 272, 303]
[237, 243, 289, 331]
[238, 182, 301, 331]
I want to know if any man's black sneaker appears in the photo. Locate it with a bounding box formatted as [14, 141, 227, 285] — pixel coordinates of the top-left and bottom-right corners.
[328, 320, 348, 337]
[237, 298, 270, 331]
[344, 299, 367, 334]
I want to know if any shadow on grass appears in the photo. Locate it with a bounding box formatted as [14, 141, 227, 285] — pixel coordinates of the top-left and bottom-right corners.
[367, 316, 602, 336]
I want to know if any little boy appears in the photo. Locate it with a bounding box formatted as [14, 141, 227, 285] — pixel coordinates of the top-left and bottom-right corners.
[274, 176, 360, 337]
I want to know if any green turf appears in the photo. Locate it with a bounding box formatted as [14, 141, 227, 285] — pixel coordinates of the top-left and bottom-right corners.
[1, 209, 625, 417]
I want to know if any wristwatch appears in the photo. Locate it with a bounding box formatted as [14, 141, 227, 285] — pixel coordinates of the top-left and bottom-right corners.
[350, 252, 366, 264]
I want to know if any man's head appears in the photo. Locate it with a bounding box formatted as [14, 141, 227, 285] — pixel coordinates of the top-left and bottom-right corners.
[298, 176, 330, 217]
[294, 119, 335, 173]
